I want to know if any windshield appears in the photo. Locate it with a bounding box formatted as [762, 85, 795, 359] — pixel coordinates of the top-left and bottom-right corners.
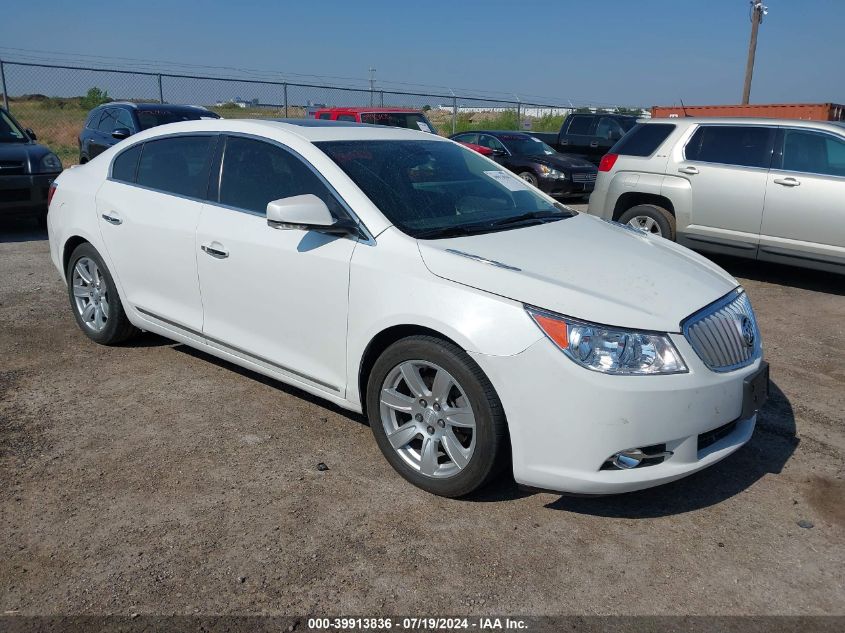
[0, 109, 28, 143]
[316, 140, 571, 238]
[500, 135, 556, 156]
[136, 109, 219, 130]
[359, 112, 436, 133]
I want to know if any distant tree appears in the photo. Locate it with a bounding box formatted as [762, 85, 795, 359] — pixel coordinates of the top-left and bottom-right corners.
[80, 87, 111, 110]
[574, 106, 593, 113]
[614, 106, 645, 116]
[422, 104, 432, 111]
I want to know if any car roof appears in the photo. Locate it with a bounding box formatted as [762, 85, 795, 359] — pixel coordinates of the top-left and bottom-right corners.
[458, 130, 535, 139]
[99, 102, 213, 113]
[643, 116, 845, 132]
[115, 117, 450, 144]
[315, 107, 422, 113]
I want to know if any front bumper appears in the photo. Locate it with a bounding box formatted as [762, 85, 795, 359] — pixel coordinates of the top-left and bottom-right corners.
[538, 174, 595, 198]
[471, 335, 763, 494]
[0, 173, 59, 216]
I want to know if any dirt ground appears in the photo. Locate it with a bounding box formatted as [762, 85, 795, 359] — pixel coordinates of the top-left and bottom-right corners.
[1, 216, 843, 618]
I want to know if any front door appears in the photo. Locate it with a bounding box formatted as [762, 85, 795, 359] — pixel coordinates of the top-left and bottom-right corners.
[195, 135, 357, 395]
[759, 127, 845, 269]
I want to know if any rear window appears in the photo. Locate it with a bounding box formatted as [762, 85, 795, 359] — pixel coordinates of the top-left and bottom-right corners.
[685, 125, 774, 169]
[359, 112, 434, 133]
[111, 144, 142, 183]
[564, 115, 593, 135]
[136, 109, 219, 131]
[611, 123, 675, 157]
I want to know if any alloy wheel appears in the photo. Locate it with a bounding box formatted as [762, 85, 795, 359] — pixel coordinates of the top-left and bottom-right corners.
[379, 360, 476, 479]
[72, 257, 110, 332]
[627, 215, 663, 236]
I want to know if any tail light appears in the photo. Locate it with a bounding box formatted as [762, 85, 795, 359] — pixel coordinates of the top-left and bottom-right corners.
[598, 153, 619, 172]
[47, 181, 58, 208]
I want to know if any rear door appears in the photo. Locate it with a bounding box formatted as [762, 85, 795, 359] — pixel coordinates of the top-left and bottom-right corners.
[673, 124, 775, 256]
[90, 108, 119, 158]
[759, 127, 845, 269]
[96, 134, 217, 331]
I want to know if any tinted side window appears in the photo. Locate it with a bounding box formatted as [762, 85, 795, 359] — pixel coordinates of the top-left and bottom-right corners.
[685, 125, 774, 168]
[565, 115, 594, 135]
[477, 134, 506, 152]
[219, 136, 344, 216]
[85, 110, 101, 129]
[612, 123, 675, 157]
[317, 113, 331, 120]
[337, 114, 356, 122]
[111, 144, 143, 183]
[136, 136, 215, 198]
[97, 109, 118, 134]
[781, 129, 845, 177]
[454, 133, 479, 144]
[115, 109, 135, 132]
[596, 117, 626, 141]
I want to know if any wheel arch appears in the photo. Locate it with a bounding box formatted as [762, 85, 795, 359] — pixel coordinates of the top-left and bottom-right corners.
[62, 235, 90, 276]
[612, 192, 676, 222]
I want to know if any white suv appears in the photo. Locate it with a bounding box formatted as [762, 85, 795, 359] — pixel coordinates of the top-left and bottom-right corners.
[587, 117, 845, 274]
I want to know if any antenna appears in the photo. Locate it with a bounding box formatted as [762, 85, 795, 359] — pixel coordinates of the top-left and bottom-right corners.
[679, 98, 690, 117]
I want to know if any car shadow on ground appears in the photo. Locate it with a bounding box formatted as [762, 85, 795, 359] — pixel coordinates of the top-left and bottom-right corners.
[0, 217, 46, 243]
[543, 380, 797, 517]
[708, 254, 844, 296]
[171, 344, 370, 427]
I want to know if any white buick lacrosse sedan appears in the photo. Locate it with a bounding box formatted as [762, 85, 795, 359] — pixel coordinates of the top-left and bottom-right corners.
[47, 118, 768, 498]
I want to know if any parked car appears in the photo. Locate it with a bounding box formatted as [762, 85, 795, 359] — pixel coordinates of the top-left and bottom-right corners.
[449, 130, 597, 199]
[0, 106, 63, 224]
[530, 112, 638, 165]
[48, 118, 768, 498]
[313, 107, 438, 133]
[587, 117, 845, 274]
[79, 103, 220, 163]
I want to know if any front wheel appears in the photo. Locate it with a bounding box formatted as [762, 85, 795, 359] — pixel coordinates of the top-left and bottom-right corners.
[518, 171, 539, 187]
[66, 243, 138, 345]
[366, 336, 508, 498]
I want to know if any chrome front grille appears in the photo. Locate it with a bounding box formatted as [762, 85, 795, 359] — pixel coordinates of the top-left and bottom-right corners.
[682, 289, 761, 372]
[571, 172, 597, 183]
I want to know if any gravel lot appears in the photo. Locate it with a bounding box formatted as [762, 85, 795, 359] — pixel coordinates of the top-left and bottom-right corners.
[1, 216, 843, 618]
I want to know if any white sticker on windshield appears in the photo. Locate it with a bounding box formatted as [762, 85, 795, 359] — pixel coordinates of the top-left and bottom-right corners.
[484, 170, 530, 191]
[416, 121, 432, 132]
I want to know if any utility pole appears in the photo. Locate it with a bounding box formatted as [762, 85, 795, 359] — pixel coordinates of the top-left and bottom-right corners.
[369, 67, 376, 107]
[742, 1, 768, 104]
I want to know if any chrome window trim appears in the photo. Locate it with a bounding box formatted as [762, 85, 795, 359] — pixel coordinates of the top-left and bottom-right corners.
[680, 288, 762, 373]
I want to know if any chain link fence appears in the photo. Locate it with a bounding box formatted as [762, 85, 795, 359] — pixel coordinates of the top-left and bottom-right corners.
[0, 60, 644, 166]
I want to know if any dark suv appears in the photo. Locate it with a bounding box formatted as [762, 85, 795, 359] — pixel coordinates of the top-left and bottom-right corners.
[79, 103, 220, 163]
[1, 106, 63, 223]
[531, 113, 639, 165]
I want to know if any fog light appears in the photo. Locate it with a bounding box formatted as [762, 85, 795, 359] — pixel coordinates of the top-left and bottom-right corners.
[612, 450, 644, 469]
[604, 446, 674, 470]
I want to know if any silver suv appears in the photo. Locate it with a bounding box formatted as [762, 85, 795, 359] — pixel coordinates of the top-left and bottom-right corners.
[587, 117, 845, 274]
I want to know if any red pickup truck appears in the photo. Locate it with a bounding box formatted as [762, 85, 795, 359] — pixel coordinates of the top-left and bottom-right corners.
[313, 107, 438, 134]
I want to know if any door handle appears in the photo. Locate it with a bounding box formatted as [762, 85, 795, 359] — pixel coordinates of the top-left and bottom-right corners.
[678, 166, 699, 175]
[773, 177, 800, 187]
[559, 140, 568, 146]
[101, 213, 122, 225]
[201, 243, 229, 259]
[589, 141, 599, 148]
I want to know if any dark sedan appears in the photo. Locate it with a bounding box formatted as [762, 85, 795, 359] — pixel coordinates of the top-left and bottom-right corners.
[450, 130, 597, 199]
[1, 107, 63, 224]
[79, 102, 221, 163]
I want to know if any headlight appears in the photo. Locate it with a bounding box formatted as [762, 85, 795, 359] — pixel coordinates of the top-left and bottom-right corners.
[526, 307, 687, 375]
[537, 165, 566, 179]
[37, 153, 63, 173]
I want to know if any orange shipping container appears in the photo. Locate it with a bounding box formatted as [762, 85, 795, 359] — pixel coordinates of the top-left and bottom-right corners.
[650, 103, 845, 121]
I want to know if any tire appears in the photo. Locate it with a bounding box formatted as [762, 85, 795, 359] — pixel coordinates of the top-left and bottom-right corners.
[618, 203, 676, 240]
[66, 242, 138, 345]
[366, 335, 508, 498]
[518, 171, 539, 187]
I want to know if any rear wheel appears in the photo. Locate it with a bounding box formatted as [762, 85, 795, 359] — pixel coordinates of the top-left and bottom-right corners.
[66, 243, 138, 345]
[618, 203, 676, 240]
[366, 336, 508, 498]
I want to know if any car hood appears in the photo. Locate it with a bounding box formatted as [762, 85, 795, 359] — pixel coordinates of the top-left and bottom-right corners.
[416, 214, 738, 333]
[531, 153, 595, 170]
[0, 141, 53, 172]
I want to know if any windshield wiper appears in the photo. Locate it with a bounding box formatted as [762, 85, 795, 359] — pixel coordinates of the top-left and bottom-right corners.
[488, 210, 570, 228]
[414, 224, 491, 239]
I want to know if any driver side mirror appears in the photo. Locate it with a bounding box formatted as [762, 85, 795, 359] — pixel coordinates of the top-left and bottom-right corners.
[266, 194, 359, 236]
[112, 127, 132, 140]
[491, 148, 507, 157]
[25, 128, 37, 141]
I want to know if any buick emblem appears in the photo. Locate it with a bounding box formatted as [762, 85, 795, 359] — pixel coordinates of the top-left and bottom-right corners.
[739, 316, 755, 348]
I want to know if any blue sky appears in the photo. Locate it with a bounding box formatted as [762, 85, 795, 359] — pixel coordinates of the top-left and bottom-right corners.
[2, 0, 843, 107]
